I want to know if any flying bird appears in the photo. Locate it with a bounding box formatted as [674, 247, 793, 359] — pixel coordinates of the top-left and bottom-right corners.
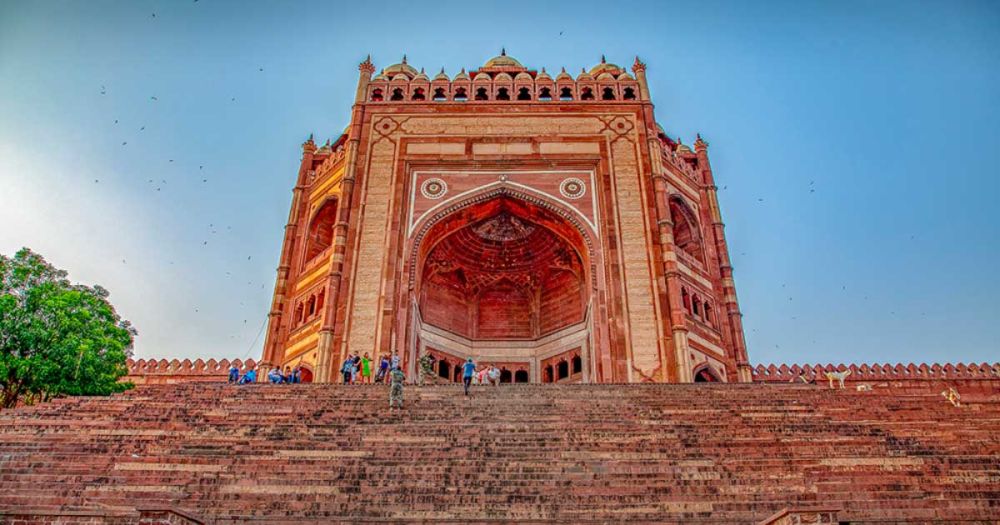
[150, 96, 158, 101]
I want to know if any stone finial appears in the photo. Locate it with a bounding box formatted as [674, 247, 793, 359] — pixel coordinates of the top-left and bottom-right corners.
[632, 56, 647, 73]
[302, 133, 317, 152]
[402, 54, 407, 64]
[601, 54, 607, 64]
[501, 47, 506, 56]
[359, 54, 375, 74]
[695, 133, 709, 151]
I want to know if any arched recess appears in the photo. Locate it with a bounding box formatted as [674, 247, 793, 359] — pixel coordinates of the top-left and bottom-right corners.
[411, 192, 593, 342]
[400, 184, 612, 382]
[304, 198, 339, 264]
[693, 364, 722, 382]
[668, 196, 704, 264]
[299, 365, 312, 383]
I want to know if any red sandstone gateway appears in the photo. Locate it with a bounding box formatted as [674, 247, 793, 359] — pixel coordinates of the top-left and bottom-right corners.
[260, 52, 750, 385]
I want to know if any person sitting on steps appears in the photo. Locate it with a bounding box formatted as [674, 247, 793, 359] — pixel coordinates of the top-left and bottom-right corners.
[239, 366, 257, 384]
[228, 364, 239, 384]
[487, 364, 501, 387]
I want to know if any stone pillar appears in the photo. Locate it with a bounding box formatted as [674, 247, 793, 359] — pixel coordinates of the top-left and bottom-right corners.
[315, 56, 375, 383]
[261, 136, 317, 371]
[695, 136, 751, 382]
[647, 134, 694, 383]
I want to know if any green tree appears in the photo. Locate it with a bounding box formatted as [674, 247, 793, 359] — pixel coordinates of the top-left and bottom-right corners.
[0, 248, 135, 408]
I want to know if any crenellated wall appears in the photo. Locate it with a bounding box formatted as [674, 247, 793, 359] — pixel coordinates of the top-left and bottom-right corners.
[124, 358, 257, 385]
[753, 362, 1000, 401]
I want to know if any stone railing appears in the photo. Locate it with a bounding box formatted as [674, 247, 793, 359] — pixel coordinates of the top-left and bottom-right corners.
[125, 358, 257, 385]
[753, 362, 1000, 382]
[661, 145, 701, 183]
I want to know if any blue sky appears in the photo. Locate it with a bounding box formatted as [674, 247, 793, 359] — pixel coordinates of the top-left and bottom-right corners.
[1, 0, 998, 366]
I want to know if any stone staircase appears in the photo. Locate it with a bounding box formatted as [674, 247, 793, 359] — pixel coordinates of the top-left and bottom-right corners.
[0, 383, 998, 524]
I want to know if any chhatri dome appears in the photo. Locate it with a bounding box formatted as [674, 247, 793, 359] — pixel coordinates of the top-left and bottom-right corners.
[483, 48, 524, 69]
[382, 55, 419, 79]
[589, 55, 624, 77]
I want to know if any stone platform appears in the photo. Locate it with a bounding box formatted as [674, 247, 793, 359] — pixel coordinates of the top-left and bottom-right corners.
[1, 383, 998, 524]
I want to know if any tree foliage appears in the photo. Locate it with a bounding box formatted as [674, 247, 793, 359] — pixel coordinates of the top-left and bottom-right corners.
[0, 248, 136, 408]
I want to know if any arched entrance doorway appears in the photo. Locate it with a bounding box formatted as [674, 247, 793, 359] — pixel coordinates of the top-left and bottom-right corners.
[693, 365, 721, 383]
[406, 192, 596, 382]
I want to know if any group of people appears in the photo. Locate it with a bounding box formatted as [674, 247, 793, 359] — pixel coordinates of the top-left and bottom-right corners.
[227, 354, 498, 410]
[340, 353, 400, 384]
[228, 364, 302, 384]
[461, 359, 502, 395]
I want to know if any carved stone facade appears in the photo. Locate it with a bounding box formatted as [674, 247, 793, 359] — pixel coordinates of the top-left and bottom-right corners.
[261, 52, 752, 383]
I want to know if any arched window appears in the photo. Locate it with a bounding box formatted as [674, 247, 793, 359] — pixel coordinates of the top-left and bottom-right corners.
[572, 355, 582, 374]
[370, 88, 384, 102]
[669, 197, 704, 263]
[559, 87, 573, 100]
[496, 87, 510, 100]
[516, 87, 531, 101]
[500, 368, 512, 383]
[601, 87, 615, 100]
[543, 365, 553, 383]
[704, 303, 713, 325]
[294, 303, 304, 324]
[316, 290, 325, 312]
[682, 287, 691, 313]
[475, 87, 488, 100]
[514, 370, 529, 383]
[557, 360, 569, 380]
[432, 87, 447, 101]
[438, 360, 451, 379]
[580, 88, 594, 101]
[538, 87, 552, 101]
[304, 198, 338, 263]
[454, 87, 468, 101]
[307, 295, 316, 317]
[623, 87, 636, 100]
[390, 88, 404, 101]
[692, 296, 700, 317]
[411, 88, 426, 101]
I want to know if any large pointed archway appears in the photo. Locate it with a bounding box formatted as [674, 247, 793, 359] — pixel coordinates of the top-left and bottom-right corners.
[403, 190, 602, 383]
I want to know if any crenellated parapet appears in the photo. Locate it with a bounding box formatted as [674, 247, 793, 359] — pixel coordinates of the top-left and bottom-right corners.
[124, 358, 257, 385]
[365, 52, 642, 104]
[753, 362, 1000, 382]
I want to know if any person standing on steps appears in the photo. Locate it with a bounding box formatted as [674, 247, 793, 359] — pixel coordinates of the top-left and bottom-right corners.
[341, 355, 354, 384]
[375, 354, 389, 383]
[361, 353, 372, 384]
[462, 357, 477, 396]
[388, 365, 406, 411]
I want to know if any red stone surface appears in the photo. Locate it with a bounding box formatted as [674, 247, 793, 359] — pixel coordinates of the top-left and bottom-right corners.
[260, 54, 753, 384]
[1, 382, 998, 523]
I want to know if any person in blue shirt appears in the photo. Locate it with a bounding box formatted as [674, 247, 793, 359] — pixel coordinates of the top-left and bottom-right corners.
[239, 367, 257, 384]
[462, 358, 477, 396]
[228, 365, 239, 384]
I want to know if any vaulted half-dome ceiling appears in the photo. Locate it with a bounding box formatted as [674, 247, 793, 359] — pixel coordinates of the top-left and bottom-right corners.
[419, 199, 587, 341]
